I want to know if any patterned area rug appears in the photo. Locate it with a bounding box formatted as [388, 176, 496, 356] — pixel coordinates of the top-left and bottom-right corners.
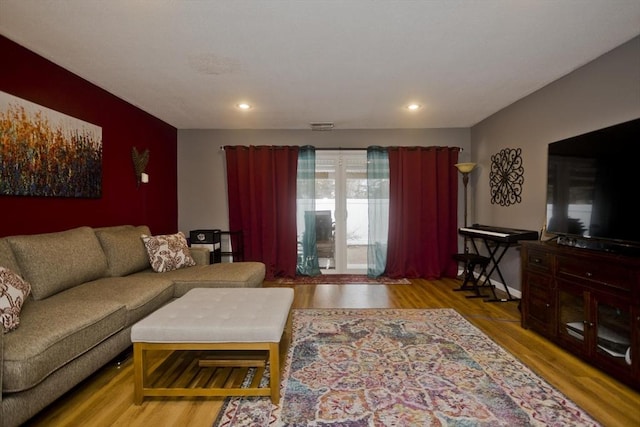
[214, 309, 600, 427]
[274, 274, 411, 285]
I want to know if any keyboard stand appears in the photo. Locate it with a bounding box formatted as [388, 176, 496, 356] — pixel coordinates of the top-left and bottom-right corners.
[470, 238, 519, 303]
[452, 253, 491, 298]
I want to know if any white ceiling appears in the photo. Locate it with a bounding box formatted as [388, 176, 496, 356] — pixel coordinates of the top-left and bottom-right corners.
[1, 1, 639, 130]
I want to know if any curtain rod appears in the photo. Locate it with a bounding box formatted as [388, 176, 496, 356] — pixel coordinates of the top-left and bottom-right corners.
[311, 147, 463, 152]
[313, 147, 366, 151]
[221, 145, 463, 152]
[219, 146, 369, 151]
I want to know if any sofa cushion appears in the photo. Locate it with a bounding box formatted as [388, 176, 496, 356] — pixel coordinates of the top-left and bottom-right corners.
[150, 262, 266, 297]
[0, 266, 31, 333]
[0, 237, 22, 276]
[141, 232, 196, 273]
[2, 288, 126, 392]
[189, 246, 211, 266]
[72, 276, 175, 324]
[8, 226, 109, 300]
[95, 225, 151, 277]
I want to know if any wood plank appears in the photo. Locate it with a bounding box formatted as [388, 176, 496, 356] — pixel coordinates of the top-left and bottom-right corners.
[199, 350, 268, 368]
[198, 359, 266, 368]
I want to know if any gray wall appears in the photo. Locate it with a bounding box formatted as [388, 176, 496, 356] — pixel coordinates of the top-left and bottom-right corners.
[178, 128, 470, 234]
[471, 36, 640, 295]
[177, 36, 639, 292]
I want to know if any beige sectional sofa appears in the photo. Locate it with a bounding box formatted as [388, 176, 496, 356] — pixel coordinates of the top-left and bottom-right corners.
[0, 225, 265, 427]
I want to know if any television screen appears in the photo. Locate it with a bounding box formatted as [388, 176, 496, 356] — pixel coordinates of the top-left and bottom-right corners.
[546, 118, 640, 251]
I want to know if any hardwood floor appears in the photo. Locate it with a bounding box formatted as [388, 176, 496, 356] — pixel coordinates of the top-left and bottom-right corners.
[25, 279, 640, 427]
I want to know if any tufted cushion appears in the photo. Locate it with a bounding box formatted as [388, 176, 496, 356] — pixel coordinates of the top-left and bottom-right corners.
[131, 287, 294, 343]
[8, 227, 108, 300]
[141, 232, 196, 273]
[0, 267, 31, 333]
[95, 225, 151, 276]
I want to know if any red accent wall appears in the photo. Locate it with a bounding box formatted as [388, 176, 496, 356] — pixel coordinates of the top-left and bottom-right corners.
[0, 35, 178, 237]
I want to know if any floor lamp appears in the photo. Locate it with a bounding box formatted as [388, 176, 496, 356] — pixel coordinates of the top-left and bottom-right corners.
[455, 162, 477, 254]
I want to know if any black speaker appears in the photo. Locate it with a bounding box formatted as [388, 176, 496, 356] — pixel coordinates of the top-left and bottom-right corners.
[189, 229, 220, 245]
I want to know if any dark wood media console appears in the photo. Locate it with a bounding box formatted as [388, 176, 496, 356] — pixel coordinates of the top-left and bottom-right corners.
[521, 241, 639, 390]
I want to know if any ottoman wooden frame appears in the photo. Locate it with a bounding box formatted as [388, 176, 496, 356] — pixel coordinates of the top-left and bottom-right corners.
[131, 288, 294, 405]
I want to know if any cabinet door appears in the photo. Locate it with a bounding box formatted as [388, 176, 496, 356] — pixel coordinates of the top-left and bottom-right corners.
[592, 292, 633, 377]
[522, 271, 555, 336]
[557, 279, 590, 356]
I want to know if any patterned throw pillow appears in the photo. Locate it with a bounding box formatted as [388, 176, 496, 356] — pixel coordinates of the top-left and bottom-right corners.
[0, 266, 31, 333]
[141, 232, 196, 273]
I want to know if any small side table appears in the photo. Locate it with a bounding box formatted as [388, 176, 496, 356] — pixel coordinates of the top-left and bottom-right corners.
[218, 230, 244, 262]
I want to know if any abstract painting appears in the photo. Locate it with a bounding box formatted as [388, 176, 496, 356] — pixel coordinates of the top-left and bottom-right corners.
[0, 91, 102, 198]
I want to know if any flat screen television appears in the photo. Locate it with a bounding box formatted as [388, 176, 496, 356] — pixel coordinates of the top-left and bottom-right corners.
[546, 118, 640, 255]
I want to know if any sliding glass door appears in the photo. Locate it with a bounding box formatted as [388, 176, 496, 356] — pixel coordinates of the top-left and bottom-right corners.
[316, 151, 368, 274]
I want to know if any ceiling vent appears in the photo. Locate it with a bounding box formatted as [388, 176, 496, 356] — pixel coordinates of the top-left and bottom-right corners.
[309, 122, 334, 131]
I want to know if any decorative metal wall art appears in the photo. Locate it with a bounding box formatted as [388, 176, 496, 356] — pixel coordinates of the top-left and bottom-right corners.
[489, 147, 524, 206]
[0, 91, 102, 198]
[132, 147, 150, 187]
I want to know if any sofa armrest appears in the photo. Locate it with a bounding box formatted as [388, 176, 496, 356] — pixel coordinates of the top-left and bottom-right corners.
[189, 247, 211, 265]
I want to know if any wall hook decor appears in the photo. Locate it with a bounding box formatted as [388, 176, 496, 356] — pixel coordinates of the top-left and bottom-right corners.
[131, 147, 150, 187]
[489, 147, 524, 206]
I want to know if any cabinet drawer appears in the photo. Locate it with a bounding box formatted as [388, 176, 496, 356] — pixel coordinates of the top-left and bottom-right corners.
[524, 249, 552, 273]
[556, 256, 633, 292]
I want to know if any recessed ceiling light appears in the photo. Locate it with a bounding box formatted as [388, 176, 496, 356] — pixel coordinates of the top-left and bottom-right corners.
[406, 103, 422, 111]
[236, 103, 252, 110]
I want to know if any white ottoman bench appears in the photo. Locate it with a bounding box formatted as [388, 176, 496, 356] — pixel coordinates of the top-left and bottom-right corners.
[131, 287, 294, 404]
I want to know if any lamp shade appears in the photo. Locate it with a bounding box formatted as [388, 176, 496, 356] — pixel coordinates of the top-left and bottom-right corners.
[454, 162, 477, 174]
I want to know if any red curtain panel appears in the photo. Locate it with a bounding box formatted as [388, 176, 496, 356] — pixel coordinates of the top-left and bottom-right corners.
[225, 145, 300, 279]
[385, 146, 459, 279]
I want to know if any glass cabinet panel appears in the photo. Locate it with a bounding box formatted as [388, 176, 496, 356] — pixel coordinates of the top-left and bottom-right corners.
[595, 299, 632, 368]
[558, 285, 587, 351]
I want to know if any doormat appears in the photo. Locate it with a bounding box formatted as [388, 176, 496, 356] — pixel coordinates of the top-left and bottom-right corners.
[274, 274, 411, 285]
